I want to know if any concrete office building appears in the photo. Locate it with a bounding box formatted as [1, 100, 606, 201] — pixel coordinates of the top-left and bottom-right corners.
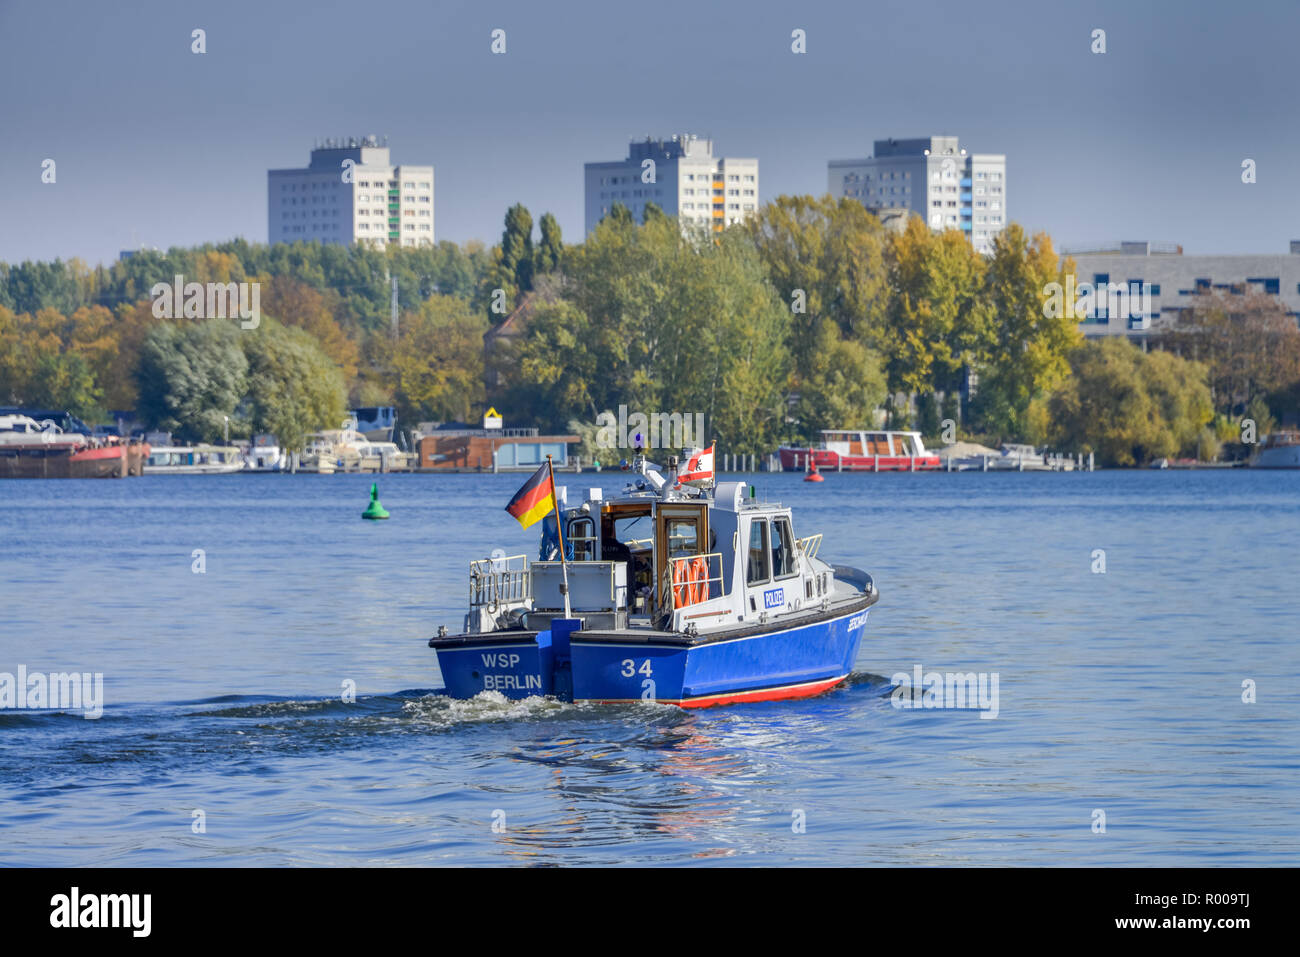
[268, 137, 434, 248]
[828, 136, 1007, 254]
[1066, 241, 1300, 344]
[584, 134, 758, 235]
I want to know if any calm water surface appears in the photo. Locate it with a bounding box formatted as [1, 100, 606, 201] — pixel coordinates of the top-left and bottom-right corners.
[1, 470, 1296, 865]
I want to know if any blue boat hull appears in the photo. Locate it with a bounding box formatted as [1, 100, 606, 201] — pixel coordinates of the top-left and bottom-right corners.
[430, 600, 874, 708]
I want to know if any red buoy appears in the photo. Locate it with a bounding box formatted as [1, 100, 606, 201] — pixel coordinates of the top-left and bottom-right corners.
[804, 461, 824, 482]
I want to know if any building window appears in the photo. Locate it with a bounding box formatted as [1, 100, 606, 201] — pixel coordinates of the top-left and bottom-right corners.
[1247, 277, 1281, 295]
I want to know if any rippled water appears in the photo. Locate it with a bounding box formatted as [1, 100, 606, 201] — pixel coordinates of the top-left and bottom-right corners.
[1, 470, 1297, 865]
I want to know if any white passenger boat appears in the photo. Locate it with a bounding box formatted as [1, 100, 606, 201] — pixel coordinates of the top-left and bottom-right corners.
[144, 444, 244, 474]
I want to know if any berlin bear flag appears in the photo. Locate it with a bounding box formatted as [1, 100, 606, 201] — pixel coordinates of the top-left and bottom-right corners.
[677, 443, 716, 488]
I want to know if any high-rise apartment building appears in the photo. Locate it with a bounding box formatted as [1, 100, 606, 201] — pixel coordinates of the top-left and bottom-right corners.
[584, 135, 759, 235]
[828, 136, 1006, 254]
[268, 137, 434, 248]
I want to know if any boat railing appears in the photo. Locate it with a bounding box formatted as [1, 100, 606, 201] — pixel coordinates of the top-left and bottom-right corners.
[660, 551, 726, 612]
[796, 533, 823, 560]
[469, 553, 530, 610]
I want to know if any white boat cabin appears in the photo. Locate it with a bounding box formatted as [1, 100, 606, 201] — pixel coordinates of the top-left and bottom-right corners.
[466, 461, 845, 638]
[817, 430, 928, 457]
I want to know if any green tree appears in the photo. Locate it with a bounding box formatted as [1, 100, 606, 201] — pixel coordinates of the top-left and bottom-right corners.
[389, 294, 487, 424]
[1047, 338, 1212, 466]
[534, 212, 563, 276]
[744, 194, 892, 363]
[792, 319, 887, 436]
[240, 319, 347, 452]
[487, 204, 535, 316]
[509, 211, 791, 454]
[506, 300, 598, 425]
[25, 350, 102, 420]
[972, 224, 1082, 439]
[136, 320, 248, 441]
[603, 202, 635, 228]
[884, 216, 992, 398]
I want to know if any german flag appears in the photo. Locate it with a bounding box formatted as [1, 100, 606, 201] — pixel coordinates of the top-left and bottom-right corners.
[504, 462, 556, 529]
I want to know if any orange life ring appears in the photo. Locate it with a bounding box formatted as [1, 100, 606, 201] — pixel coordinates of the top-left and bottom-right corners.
[672, 555, 709, 607]
[689, 555, 708, 603]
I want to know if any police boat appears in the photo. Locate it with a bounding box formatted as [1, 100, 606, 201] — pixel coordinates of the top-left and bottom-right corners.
[428, 446, 878, 707]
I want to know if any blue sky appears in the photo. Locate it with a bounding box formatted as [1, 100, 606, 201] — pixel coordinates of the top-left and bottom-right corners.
[1, 0, 1297, 266]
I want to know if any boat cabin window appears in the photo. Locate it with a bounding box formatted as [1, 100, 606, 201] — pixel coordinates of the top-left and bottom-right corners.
[612, 514, 652, 552]
[746, 519, 770, 585]
[771, 517, 796, 579]
[665, 518, 698, 558]
[568, 517, 596, 561]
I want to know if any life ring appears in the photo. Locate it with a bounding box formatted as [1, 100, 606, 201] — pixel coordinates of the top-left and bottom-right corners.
[672, 555, 709, 607]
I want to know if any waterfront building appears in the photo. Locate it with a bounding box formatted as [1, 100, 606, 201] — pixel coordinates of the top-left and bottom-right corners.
[268, 137, 434, 248]
[413, 419, 580, 472]
[828, 136, 1007, 254]
[584, 135, 759, 235]
[1065, 241, 1300, 345]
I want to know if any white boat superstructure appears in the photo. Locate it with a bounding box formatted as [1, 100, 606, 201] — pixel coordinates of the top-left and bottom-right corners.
[1252, 432, 1300, 469]
[0, 414, 86, 450]
[242, 438, 288, 472]
[144, 445, 244, 474]
[298, 428, 365, 473]
[355, 440, 412, 472]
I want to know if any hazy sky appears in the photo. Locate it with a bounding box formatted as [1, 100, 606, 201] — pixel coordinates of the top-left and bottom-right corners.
[2, 0, 1297, 266]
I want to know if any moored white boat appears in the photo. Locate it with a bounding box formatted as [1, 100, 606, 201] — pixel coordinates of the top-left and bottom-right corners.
[1251, 432, 1300, 469]
[144, 444, 244, 474]
[778, 429, 940, 472]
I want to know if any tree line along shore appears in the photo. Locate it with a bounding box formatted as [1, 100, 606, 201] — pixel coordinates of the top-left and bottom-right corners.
[3, 197, 1298, 467]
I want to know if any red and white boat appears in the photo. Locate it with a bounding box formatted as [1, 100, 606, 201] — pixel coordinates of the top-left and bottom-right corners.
[0, 412, 149, 479]
[778, 429, 940, 472]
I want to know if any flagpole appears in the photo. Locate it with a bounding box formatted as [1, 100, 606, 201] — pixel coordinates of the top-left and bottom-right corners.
[547, 454, 572, 619]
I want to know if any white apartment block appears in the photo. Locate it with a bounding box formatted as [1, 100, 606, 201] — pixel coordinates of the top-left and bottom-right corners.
[828, 136, 1006, 254]
[584, 134, 759, 235]
[268, 137, 434, 249]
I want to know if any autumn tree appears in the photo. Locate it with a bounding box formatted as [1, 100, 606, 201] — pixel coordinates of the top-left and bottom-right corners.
[884, 216, 992, 406]
[259, 276, 360, 385]
[390, 294, 486, 424]
[1161, 290, 1300, 417]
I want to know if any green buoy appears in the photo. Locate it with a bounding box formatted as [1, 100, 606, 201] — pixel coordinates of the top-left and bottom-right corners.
[362, 482, 389, 520]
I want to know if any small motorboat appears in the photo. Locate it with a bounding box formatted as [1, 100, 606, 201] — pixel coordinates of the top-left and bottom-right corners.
[428, 446, 878, 707]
